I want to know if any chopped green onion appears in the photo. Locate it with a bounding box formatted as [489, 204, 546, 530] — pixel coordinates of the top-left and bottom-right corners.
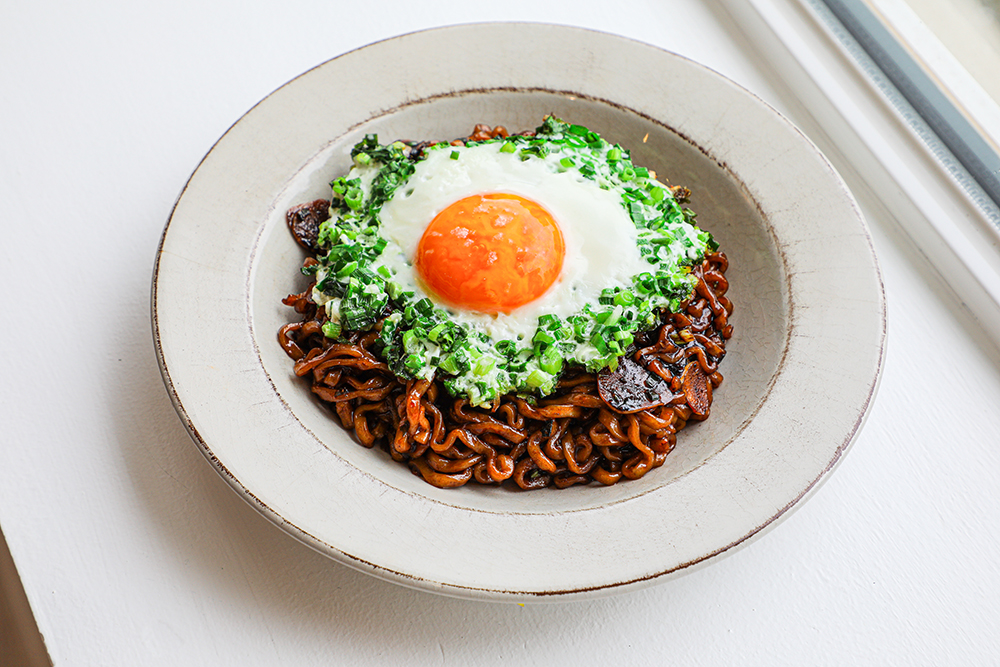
[533, 330, 556, 346]
[439, 354, 460, 374]
[415, 298, 434, 315]
[495, 340, 517, 356]
[428, 322, 448, 343]
[473, 357, 495, 376]
[402, 330, 418, 352]
[590, 333, 609, 355]
[613, 290, 635, 307]
[336, 261, 358, 279]
[539, 347, 563, 374]
[525, 369, 550, 389]
[345, 187, 363, 210]
[403, 354, 424, 374]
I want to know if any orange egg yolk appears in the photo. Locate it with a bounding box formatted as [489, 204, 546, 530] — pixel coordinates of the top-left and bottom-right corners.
[415, 193, 565, 314]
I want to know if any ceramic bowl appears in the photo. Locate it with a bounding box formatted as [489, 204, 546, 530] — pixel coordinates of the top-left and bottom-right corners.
[153, 23, 885, 601]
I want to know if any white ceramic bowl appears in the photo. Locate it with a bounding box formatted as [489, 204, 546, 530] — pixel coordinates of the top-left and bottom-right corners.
[153, 23, 885, 601]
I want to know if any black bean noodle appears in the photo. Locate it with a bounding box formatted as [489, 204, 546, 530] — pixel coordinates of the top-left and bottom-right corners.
[278, 124, 734, 490]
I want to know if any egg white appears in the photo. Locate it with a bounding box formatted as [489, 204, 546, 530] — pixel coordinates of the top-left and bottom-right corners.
[371, 143, 650, 343]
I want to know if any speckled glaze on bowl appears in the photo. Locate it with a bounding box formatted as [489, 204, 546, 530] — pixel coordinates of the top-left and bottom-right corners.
[152, 23, 885, 601]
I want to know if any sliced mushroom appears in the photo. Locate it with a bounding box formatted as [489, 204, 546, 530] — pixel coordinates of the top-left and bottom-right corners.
[681, 361, 712, 418]
[597, 352, 675, 414]
[286, 199, 330, 251]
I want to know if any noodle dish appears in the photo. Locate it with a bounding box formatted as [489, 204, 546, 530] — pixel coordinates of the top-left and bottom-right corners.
[278, 117, 734, 489]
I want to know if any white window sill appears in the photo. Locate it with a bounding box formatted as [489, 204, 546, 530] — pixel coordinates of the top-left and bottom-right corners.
[721, 0, 1000, 353]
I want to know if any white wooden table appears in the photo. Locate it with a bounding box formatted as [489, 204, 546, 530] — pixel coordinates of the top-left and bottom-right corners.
[2, 1, 998, 664]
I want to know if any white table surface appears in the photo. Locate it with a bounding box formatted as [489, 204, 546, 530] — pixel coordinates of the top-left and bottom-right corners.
[2, 1, 999, 664]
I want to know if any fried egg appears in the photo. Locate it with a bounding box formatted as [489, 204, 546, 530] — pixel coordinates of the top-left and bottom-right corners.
[373, 143, 649, 342]
[308, 119, 715, 405]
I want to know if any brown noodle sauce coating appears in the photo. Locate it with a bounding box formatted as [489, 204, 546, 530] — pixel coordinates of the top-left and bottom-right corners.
[278, 125, 733, 490]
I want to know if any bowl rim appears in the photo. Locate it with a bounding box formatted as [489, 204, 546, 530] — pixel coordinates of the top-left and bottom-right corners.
[152, 22, 886, 601]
